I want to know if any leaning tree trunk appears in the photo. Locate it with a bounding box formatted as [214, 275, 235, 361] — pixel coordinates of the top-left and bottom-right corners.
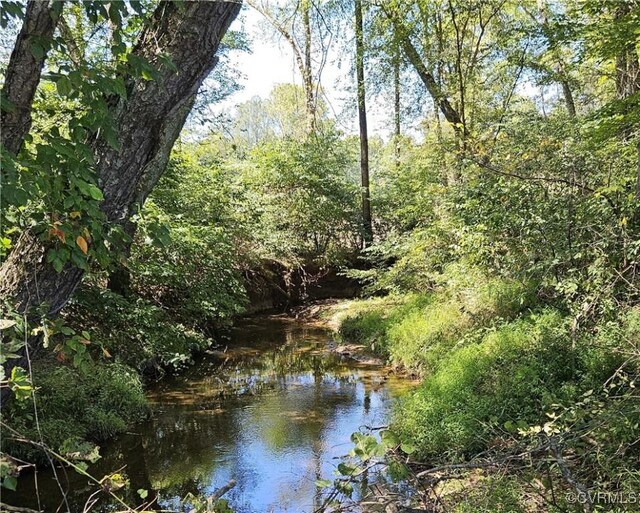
[382, 5, 464, 135]
[1, 0, 60, 156]
[107, 91, 197, 295]
[0, 1, 241, 401]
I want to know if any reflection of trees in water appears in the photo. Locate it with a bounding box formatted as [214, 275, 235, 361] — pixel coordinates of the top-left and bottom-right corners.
[139, 323, 368, 509]
[7, 319, 402, 513]
[141, 373, 361, 496]
[141, 404, 243, 490]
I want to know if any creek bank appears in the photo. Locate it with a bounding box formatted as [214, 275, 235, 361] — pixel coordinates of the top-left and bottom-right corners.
[243, 261, 361, 314]
[1, 265, 361, 469]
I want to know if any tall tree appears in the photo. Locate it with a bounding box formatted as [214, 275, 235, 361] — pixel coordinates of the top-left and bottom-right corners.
[393, 39, 401, 169]
[355, 0, 373, 245]
[247, 0, 329, 135]
[0, 1, 241, 391]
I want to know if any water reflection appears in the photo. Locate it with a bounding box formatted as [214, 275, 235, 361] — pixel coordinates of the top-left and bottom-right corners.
[6, 316, 413, 513]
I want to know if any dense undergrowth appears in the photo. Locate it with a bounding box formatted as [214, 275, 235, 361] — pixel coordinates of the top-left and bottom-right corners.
[336, 265, 640, 511]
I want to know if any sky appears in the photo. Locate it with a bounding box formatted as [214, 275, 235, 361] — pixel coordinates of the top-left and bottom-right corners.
[209, 4, 562, 143]
[210, 4, 392, 139]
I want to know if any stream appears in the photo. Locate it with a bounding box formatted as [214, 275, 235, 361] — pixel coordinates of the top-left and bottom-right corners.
[6, 315, 415, 513]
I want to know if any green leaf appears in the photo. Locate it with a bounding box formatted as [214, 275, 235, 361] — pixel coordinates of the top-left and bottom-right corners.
[137, 488, 149, 499]
[400, 441, 417, 455]
[57, 76, 72, 96]
[2, 476, 17, 491]
[315, 479, 332, 489]
[381, 430, 400, 448]
[337, 462, 359, 476]
[87, 185, 104, 201]
[53, 259, 64, 273]
[30, 41, 44, 60]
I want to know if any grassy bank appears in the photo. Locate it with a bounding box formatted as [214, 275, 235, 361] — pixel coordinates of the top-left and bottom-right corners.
[332, 266, 640, 511]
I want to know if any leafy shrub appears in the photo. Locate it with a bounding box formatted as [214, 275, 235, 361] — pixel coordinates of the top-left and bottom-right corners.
[3, 361, 148, 463]
[66, 286, 214, 375]
[131, 201, 248, 326]
[440, 263, 536, 323]
[246, 131, 361, 262]
[582, 307, 640, 386]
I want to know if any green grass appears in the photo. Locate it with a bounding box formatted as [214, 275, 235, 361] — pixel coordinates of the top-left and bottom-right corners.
[393, 311, 577, 460]
[337, 293, 434, 356]
[337, 266, 535, 373]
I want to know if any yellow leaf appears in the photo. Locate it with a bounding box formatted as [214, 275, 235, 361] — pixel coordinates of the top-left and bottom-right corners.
[76, 235, 88, 254]
[102, 347, 112, 359]
[69, 211, 82, 219]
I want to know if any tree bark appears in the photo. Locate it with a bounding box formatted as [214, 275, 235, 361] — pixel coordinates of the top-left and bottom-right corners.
[0, 1, 241, 400]
[1, 0, 60, 156]
[302, 0, 316, 134]
[561, 78, 576, 117]
[355, 0, 372, 245]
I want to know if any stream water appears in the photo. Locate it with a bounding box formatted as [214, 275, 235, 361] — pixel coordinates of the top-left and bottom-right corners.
[6, 315, 414, 513]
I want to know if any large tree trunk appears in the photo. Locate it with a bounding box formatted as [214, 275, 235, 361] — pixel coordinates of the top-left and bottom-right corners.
[355, 0, 372, 245]
[0, 1, 241, 400]
[1, 0, 60, 156]
[107, 92, 197, 295]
